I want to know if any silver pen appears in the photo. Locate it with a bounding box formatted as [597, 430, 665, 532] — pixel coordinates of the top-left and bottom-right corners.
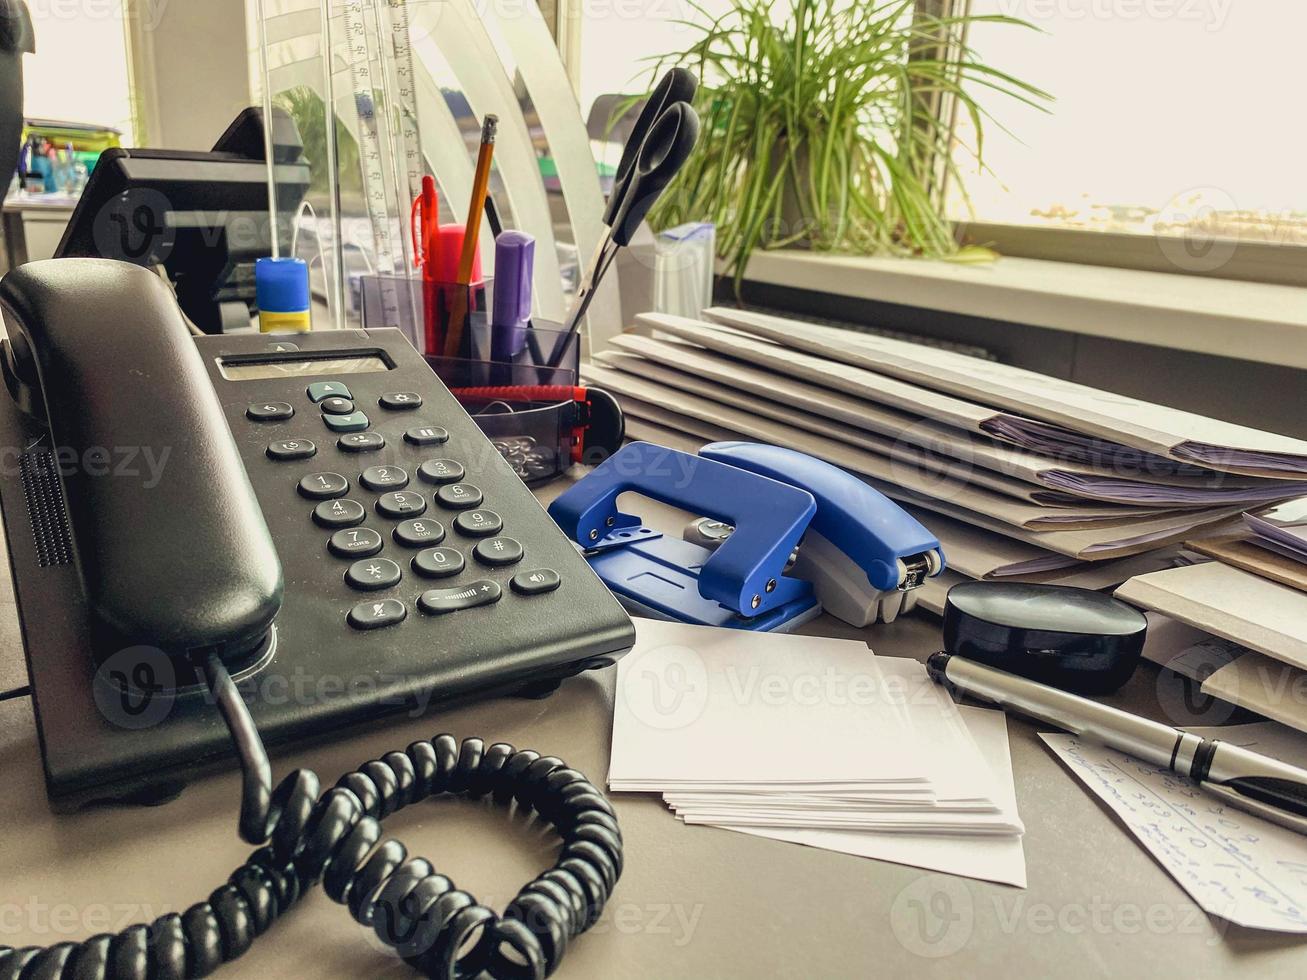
[928, 652, 1307, 836]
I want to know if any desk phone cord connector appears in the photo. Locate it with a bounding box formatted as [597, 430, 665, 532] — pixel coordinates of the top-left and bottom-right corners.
[0, 654, 623, 980]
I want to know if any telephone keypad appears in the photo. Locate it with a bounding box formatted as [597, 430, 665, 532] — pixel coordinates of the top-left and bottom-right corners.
[376, 490, 427, 519]
[324, 411, 370, 433]
[412, 547, 466, 579]
[314, 499, 366, 528]
[346, 557, 403, 591]
[361, 465, 410, 491]
[268, 439, 317, 461]
[299, 473, 349, 499]
[473, 536, 524, 568]
[330, 527, 383, 558]
[277, 371, 562, 630]
[436, 483, 482, 510]
[348, 598, 407, 631]
[419, 580, 502, 615]
[454, 510, 502, 538]
[339, 432, 386, 453]
[394, 518, 446, 548]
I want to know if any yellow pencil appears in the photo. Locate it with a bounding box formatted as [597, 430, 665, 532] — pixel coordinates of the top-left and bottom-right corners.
[444, 114, 498, 358]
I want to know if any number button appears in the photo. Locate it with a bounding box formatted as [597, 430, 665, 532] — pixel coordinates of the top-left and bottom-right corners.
[248, 402, 295, 421]
[418, 580, 502, 615]
[313, 498, 366, 528]
[418, 458, 465, 484]
[412, 547, 466, 579]
[267, 439, 316, 461]
[453, 510, 502, 538]
[361, 465, 410, 491]
[376, 491, 427, 519]
[405, 426, 449, 447]
[511, 569, 561, 596]
[319, 396, 356, 415]
[436, 483, 483, 510]
[339, 432, 386, 453]
[394, 518, 446, 548]
[298, 472, 349, 499]
[329, 527, 383, 558]
[324, 411, 369, 433]
[345, 557, 403, 591]
[380, 392, 423, 410]
[307, 381, 352, 402]
[473, 536, 523, 567]
[348, 598, 407, 631]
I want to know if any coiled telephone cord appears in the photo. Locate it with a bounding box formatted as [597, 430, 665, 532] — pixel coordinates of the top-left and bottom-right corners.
[0, 655, 622, 980]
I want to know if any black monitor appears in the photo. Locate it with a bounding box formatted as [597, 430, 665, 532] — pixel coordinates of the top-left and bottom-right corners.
[55, 108, 312, 333]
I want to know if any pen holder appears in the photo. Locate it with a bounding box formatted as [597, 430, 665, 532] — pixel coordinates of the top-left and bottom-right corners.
[361, 274, 587, 484]
[360, 275, 491, 358]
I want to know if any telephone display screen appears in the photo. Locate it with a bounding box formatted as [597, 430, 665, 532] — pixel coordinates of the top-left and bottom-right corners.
[218, 355, 391, 381]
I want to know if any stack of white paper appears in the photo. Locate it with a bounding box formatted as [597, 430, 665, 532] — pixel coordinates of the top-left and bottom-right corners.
[610, 621, 1026, 885]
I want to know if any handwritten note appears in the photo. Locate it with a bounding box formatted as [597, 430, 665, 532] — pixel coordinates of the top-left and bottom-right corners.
[1041, 723, 1307, 932]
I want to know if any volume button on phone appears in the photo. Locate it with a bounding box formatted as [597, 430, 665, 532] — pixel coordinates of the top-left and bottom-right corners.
[418, 580, 502, 615]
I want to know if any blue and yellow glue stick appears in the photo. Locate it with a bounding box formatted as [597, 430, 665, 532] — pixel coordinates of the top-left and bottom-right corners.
[255, 256, 312, 333]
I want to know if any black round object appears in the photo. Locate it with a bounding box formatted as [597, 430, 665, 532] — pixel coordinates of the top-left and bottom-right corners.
[943, 581, 1148, 695]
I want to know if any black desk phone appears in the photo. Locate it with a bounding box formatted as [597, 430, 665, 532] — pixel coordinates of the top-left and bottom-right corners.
[0, 259, 634, 979]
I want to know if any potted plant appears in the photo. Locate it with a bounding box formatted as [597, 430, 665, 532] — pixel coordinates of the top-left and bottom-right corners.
[643, 0, 1051, 282]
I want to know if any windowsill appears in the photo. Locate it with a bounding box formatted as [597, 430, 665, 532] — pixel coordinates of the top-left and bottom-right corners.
[734, 250, 1307, 370]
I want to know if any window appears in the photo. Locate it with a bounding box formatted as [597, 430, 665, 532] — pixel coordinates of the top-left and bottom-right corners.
[576, 0, 732, 120]
[19, 1, 135, 143]
[950, 0, 1307, 280]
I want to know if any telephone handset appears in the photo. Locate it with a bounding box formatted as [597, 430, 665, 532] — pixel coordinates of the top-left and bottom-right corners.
[1, 257, 283, 676]
[0, 259, 633, 978]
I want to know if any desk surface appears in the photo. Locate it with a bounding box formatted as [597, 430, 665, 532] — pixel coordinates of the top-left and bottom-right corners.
[1, 486, 1305, 978]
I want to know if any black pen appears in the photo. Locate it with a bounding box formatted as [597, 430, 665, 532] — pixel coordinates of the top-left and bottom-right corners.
[928, 652, 1307, 836]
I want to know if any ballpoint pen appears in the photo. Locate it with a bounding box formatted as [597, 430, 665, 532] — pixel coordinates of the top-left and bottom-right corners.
[928, 651, 1307, 836]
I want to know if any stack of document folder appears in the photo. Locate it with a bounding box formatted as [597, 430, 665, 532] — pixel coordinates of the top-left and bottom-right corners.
[610, 622, 1026, 886]
[586, 307, 1307, 601]
[1119, 559, 1307, 736]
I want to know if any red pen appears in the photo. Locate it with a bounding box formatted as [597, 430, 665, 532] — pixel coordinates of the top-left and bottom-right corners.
[410, 175, 441, 353]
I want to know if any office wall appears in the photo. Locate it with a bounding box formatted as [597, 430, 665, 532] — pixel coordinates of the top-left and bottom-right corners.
[140, 0, 250, 149]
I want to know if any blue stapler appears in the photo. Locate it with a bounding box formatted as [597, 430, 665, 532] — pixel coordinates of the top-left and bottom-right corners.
[548, 441, 946, 631]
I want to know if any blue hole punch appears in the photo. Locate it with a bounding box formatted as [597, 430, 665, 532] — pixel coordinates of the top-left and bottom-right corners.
[548, 441, 947, 631]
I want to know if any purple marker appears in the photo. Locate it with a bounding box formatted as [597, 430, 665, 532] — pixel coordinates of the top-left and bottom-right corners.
[491, 230, 534, 361]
